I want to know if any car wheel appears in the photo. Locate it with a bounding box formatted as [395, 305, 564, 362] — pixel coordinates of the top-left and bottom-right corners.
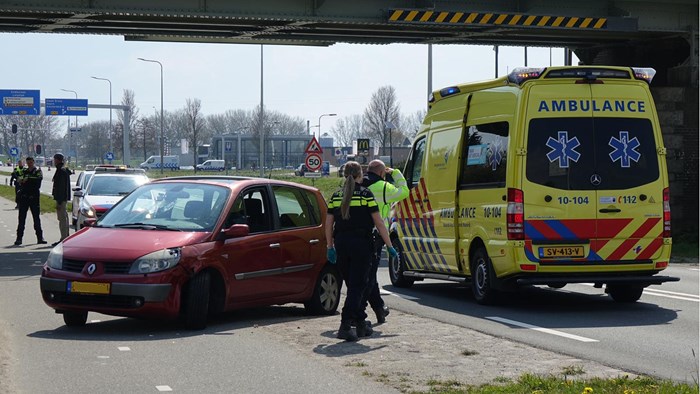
[471, 247, 499, 305]
[606, 284, 644, 303]
[182, 271, 211, 330]
[389, 238, 414, 288]
[63, 311, 88, 327]
[304, 265, 341, 315]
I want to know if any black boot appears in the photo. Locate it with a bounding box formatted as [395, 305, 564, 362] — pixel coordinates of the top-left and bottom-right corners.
[355, 320, 373, 337]
[37, 236, 47, 245]
[14, 238, 22, 246]
[373, 305, 390, 324]
[337, 321, 358, 342]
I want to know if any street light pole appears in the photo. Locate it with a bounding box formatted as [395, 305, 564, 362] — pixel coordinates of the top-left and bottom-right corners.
[90, 76, 112, 162]
[60, 89, 78, 164]
[317, 113, 337, 141]
[138, 57, 164, 174]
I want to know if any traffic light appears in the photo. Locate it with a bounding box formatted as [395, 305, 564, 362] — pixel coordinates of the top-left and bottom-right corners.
[11, 124, 17, 134]
[35, 144, 42, 155]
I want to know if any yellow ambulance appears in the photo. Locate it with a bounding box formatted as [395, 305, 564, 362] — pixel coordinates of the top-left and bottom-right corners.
[389, 66, 678, 304]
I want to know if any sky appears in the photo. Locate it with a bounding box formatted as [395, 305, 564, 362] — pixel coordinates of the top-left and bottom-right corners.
[2, 32, 577, 134]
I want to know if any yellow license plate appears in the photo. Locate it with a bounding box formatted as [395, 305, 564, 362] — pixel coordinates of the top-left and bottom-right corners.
[69, 281, 110, 295]
[539, 246, 585, 259]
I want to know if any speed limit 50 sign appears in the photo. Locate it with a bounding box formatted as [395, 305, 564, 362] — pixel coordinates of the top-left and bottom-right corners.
[305, 153, 322, 172]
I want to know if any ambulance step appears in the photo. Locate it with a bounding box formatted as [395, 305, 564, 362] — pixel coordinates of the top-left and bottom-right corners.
[403, 271, 468, 283]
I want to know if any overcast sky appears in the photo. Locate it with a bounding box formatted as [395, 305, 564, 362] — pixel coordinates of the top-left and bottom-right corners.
[3, 33, 577, 134]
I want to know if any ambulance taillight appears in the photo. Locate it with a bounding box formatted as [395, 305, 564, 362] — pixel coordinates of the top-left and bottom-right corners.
[663, 187, 671, 238]
[507, 188, 524, 240]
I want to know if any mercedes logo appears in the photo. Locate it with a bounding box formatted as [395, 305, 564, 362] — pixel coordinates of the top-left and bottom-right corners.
[87, 263, 96, 276]
[590, 174, 602, 186]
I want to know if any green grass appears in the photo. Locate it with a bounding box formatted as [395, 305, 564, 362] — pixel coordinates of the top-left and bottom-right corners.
[0, 185, 69, 214]
[417, 374, 698, 394]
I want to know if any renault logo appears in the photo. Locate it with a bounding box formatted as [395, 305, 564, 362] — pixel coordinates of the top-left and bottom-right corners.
[87, 263, 96, 276]
[590, 174, 602, 186]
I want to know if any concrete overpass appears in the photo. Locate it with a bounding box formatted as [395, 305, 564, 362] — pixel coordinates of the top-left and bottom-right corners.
[0, 0, 697, 85]
[0, 0, 698, 232]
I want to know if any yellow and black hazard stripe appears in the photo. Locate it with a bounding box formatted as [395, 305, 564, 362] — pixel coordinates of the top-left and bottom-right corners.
[388, 9, 607, 30]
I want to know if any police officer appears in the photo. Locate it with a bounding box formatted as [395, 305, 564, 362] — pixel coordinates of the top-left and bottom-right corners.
[14, 157, 47, 246]
[361, 159, 409, 324]
[9, 159, 24, 209]
[325, 161, 397, 342]
[51, 153, 72, 245]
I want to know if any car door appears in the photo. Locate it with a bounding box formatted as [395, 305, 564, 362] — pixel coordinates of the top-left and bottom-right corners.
[272, 185, 324, 295]
[220, 187, 284, 303]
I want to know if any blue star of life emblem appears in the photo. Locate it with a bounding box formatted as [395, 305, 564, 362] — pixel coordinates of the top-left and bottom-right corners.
[487, 140, 503, 171]
[609, 131, 641, 168]
[546, 131, 581, 168]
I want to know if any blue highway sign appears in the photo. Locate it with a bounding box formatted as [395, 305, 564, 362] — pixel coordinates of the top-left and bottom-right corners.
[45, 98, 88, 116]
[105, 152, 114, 161]
[0, 90, 40, 115]
[9, 147, 18, 156]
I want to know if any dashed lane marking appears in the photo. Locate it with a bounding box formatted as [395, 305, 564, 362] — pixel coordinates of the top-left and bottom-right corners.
[576, 283, 699, 302]
[118, 347, 130, 351]
[156, 385, 173, 392]
[486, 316, 599, 343]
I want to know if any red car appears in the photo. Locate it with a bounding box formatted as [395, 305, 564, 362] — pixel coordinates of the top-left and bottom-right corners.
[41, 176, 341, 329]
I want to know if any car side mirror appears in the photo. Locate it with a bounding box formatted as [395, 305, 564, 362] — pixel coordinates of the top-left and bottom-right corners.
[73, 190, 83, 197]
[83, 218, 97, 227]
[221, 224, 249, 239]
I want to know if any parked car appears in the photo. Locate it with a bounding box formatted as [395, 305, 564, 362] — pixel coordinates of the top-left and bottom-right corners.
[74, 167, 149, 229]
[294, 164, 308, 176]
[71, 169, 96, 229]
[40, 176, 341, 329]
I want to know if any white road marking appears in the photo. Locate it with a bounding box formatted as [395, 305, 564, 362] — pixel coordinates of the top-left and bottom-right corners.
[575, 283, 699, 302]
[156, 386, 173, 392]
[97, 356, 109, 359]
[486, 316, 599, 343]
[380, 289, 419, 301]
[90, 320, 101, 323]
[118, 347, 130, 351]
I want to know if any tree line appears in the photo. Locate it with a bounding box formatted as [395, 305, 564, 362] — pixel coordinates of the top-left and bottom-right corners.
[0, 85, 424, 165]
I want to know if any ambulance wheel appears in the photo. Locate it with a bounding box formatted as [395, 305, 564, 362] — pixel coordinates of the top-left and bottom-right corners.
[471, 247, 498, 305]
[389, 238, 414, 288]
[182, 271, 211, 330]
[606, 284, 644, 303]
[63, 311, 88, 327]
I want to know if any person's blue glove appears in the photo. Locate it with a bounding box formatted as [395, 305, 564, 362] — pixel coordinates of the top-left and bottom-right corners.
[388, 246, 398, 259]
[327, 247, 337, 264]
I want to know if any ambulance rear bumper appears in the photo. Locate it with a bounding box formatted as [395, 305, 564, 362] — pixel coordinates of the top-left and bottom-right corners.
[515, 274, 679, 286]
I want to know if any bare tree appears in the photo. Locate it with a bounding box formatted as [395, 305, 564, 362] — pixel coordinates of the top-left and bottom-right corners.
[330, 114, 364, 147]
[363, 86, 401, 155]
[116, 89, 140, 160]
[400, 109, 426, 143]
[184, 98, 206, 171]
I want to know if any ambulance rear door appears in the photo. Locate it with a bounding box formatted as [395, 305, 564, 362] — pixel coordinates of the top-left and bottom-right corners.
[523, 83, 598, 264]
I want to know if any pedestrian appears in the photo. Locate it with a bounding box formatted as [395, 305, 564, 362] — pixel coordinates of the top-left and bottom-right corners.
[9, 159, 24, 209]
[14, 157, 47, 246]
[361, 159, 410, 324]
[51, 153, 71, 246]
[325, 161, 398, 342]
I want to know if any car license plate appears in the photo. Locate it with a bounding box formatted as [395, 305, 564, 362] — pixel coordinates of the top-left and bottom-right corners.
[539, 246, 585, 259]
[68, 281, 110, 295]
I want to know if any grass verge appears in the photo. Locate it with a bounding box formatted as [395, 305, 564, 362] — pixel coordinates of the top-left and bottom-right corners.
[418, 374, 698, 393]
[0, 185, 70, 214]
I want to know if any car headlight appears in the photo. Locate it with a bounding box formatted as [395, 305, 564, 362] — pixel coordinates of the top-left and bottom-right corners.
[129, 248, 181, 274]
[46, 242, 63, 269]
[79, 200, 96, 218]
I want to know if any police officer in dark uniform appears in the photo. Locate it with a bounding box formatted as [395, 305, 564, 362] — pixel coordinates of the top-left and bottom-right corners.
[14, 157, 47, 246]
[9, 159, 24, 209]
[325, 161, 397, 341]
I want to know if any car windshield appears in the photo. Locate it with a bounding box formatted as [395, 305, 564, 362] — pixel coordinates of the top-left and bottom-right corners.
[99, 182, 231, 232]
[87, 175, 149, 196]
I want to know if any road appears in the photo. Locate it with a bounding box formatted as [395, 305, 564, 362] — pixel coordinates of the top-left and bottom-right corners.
[377, 263, 699, 383]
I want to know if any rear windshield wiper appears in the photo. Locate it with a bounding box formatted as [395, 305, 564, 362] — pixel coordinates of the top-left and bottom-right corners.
[113, 223, 182, 231]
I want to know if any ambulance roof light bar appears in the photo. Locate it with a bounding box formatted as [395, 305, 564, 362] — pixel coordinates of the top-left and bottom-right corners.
[507, 68, 546, 85]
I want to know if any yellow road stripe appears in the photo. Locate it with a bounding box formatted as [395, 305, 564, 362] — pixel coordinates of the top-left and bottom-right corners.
[449, 12, 463, 23]
[524, 15, 537, 25]
[494, 14, 507, 24]
[509, 15, 522, 25]
[420, 11, 433, 22]
[566, 17, 579, 27]
[552, 16, 565, 27]
[435, 12, 449, 23]
[538, 16, 550, 26]
[465, 13, 478, 24]
[581, 17, 593, 28]
[594, 18, 606, 28]
[479, 14, 493, 24]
